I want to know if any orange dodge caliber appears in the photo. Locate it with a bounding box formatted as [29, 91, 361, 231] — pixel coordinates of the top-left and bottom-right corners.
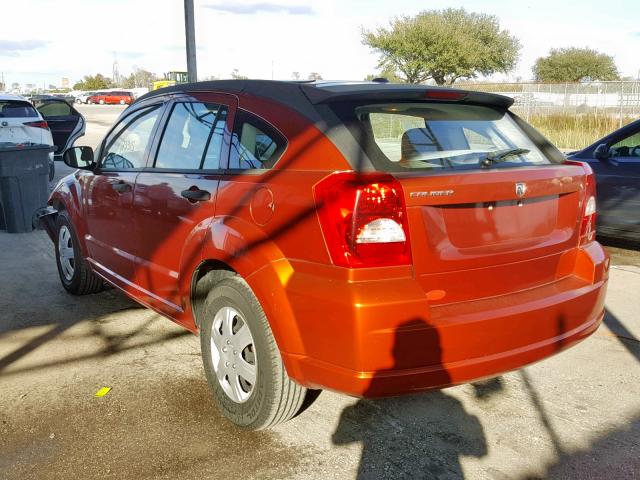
[41, 80, 609, 429]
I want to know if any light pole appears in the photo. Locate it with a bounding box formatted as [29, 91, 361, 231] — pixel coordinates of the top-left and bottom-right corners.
[184, 0, 198, 83]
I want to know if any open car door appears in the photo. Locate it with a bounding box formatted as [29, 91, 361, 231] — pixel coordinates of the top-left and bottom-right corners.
[33, 98, 85, 157]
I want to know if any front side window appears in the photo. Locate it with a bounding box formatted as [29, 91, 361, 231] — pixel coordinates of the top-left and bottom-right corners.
[155, 102, 228, 170]
[229, 111, 286, 169]
[610, 130, 640, 157]
[338, 102, 558, 172]
[100, 106, 161, 170]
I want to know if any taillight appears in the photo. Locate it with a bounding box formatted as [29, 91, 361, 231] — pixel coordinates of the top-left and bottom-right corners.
[565, 160, 596, 245]
[314, 172, 411, 268]
[23, 120, 49, 130]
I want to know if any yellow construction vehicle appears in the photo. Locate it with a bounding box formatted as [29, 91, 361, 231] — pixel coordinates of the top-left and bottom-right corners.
[152, 71, 189, 90]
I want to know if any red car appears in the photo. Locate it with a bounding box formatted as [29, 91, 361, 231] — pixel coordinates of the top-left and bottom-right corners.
[87, 91, 134, 105]
[42, 80, 608, 430]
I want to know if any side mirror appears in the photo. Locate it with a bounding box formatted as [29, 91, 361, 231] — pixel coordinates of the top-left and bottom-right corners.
[63, 146, 95, 170]
[593, 143, 610, 161]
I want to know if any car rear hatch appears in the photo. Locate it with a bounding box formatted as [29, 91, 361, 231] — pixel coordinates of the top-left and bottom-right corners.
[318, 86, 589, 305]
[398, 165, 585, 304]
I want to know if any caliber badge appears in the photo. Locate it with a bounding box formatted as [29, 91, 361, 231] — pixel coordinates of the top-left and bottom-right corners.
[515, 182, 527, 198]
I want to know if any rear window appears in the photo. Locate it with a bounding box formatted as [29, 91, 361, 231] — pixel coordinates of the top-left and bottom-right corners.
[37, 101, 72, 117]
[0, 100, 38, 118]
[337, 102, 562, 172]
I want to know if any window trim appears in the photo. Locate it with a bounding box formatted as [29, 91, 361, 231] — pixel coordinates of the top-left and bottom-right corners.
[95, 103, 165, 173]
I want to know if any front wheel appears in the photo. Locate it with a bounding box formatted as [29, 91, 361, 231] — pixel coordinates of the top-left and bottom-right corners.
[200, 275, 308, 430]
[55, 211, 103, 295]
[119, 99, 125, 105]
[99, 99, 105, 105]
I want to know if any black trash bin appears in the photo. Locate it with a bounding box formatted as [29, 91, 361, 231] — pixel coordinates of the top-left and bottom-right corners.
[0, 143, 52, 233]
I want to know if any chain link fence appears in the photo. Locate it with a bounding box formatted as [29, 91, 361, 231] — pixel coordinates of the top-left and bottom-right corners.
[455, 81, 640, 149]
[458, 81, 640, 126]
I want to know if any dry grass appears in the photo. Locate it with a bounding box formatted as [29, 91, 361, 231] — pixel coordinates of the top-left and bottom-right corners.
[527, 114, 636, 150]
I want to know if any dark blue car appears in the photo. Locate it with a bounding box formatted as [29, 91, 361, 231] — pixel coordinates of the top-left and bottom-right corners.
[567, 119, 640, 243]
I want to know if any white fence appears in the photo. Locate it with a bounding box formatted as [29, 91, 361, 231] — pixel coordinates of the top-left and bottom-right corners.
[458, 81, 640, 124]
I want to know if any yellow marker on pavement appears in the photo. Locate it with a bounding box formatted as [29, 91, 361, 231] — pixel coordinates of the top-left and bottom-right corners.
[95, 387, 112, 397]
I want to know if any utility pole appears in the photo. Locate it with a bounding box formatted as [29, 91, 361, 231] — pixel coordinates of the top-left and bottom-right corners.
[184, 0, 198, 83]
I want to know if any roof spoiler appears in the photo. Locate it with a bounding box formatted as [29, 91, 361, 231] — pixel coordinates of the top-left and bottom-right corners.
[300, 84, 514, 109]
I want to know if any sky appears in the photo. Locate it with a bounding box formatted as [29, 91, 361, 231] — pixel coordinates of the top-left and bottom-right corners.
[1, 0, 639, 88]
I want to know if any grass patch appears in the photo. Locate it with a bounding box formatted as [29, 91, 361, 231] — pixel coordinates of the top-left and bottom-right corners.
[527, 114, 636, 150]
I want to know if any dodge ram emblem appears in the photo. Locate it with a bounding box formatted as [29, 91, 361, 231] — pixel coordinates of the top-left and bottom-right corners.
[515, 183, 527, 198]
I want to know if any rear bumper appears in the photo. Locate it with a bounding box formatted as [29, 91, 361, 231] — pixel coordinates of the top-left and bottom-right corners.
[278, 242, 609, 397]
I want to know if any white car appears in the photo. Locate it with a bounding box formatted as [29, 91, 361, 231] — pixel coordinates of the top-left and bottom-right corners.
[0, 93, 85, 180]
[75, 91, 96, 104]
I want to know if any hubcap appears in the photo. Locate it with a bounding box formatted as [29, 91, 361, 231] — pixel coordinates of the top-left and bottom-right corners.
[58, 225, 75, 281]
[210, 306, 257, 403]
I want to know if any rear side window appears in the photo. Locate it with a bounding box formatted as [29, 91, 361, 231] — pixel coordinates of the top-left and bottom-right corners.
[336, 102, 561, 172]
[229, 110, 286, 169]
[155, 102, 228, 170]
[0, 100, 38, 118]
[37, 101, 72, 117]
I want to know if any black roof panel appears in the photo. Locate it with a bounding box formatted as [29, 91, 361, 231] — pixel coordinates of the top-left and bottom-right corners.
[135, 79, 514, 110]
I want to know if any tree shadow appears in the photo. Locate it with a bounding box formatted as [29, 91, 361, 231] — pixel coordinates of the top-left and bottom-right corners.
[332, 319, 490, 479]
[603, 308, 640, 363]
[526, 413, 640, 480]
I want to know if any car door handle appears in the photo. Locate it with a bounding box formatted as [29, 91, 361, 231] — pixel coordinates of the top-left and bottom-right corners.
[181, 188, 211, 202]
[112, 182, 132, 194]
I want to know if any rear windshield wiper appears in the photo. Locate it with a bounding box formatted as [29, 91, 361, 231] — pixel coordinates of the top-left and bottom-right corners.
[481, 148, 530, 167]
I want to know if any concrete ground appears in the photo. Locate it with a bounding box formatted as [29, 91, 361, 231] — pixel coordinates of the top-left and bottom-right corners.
[1, 105, 639, 480]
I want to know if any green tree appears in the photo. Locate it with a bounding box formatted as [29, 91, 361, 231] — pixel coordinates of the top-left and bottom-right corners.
[122, 68, 157, 88]
[230, 69, 248, 80]
[362, 8, 520, 85]
[365, 65, 405, 83]
[533, 47, 619, 83]
[73, 73, 113, 90]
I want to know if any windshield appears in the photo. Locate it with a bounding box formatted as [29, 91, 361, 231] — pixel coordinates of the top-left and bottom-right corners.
[346, 103, 559, 172]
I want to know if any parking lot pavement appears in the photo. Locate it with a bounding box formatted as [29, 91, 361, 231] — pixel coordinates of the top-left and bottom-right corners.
[2, 109, 639, 479]
[0, 229, 638, 480]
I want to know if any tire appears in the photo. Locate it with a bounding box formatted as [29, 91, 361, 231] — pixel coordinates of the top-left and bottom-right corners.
[75, 98, 82, 104]
[200, 275, 307, 430]
[119, 99, 125, 105]
[54, 211, 103, 295]
[99, 99, 105, 105]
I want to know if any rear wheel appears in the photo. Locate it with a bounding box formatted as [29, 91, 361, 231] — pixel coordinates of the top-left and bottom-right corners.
[99, 99, 105, 105]
[200, 275, 307, 430]
[119, 99, 125, 105]
[55, 212, 103, 295]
